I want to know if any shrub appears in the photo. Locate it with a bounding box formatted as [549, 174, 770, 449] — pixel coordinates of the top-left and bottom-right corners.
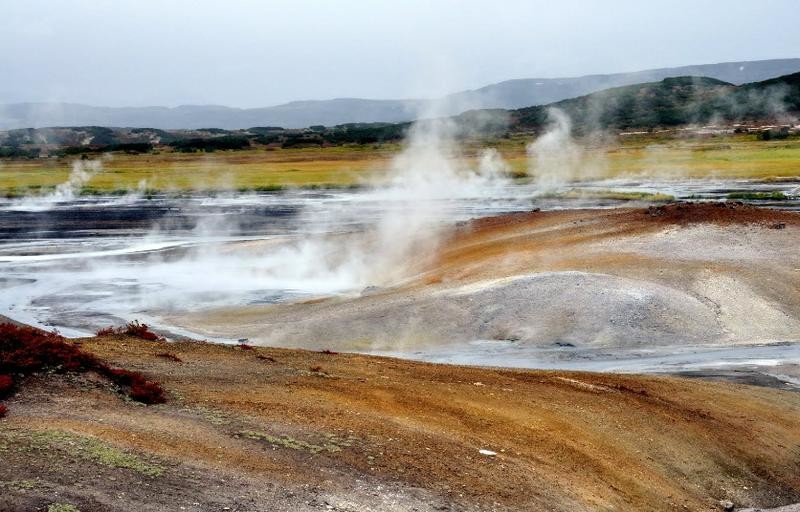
[0, 323, 166, 410]
[128, 380, 166, 404]
[99, 368, 165, 404]
[0, 374, 13, 395]
[122, 321, 162, 341]
[95, 321, 164, 341]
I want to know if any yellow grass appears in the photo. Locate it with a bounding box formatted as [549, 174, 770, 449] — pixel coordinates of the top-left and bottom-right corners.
[1, 135, 799, 196]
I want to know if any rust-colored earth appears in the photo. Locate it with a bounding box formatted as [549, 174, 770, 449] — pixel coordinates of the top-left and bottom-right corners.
[1, 334, 799, 511]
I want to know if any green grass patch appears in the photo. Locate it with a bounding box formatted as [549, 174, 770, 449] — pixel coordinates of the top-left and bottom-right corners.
[1, 429, 164, 477]
[726, 191, 789, 200]
[540, 189, 674, 201]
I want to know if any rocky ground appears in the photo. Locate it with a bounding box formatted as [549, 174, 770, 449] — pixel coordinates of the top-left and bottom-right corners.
[1, 334, 799, 511]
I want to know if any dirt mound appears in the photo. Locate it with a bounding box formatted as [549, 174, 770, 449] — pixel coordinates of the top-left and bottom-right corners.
[174, 203, 800, 351]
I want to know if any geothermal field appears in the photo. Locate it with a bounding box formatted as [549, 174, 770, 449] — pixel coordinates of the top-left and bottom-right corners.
[3, 3, 800, 511]
[3, 129, 800, 385]
[2, 121, 800, 511]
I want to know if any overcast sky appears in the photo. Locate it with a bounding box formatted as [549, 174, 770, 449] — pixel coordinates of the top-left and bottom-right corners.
[2, 0, 799, 108]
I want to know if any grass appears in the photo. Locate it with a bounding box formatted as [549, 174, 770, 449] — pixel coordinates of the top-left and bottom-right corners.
[541, 189, 675, 201]
[1, 428, 164, 477]
[1, 134, 799, 196]
[726, 191, 789, 200]
[508, 136, 800, 181]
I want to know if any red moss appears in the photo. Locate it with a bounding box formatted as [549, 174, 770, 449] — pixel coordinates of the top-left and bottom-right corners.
[95, 367, 165, 404]
[0, 323, 166, 409]
[238, 344, 254, 351]
[129, 380, 167, 404]
[0, 404, 6, 418]
[122, 321, 163, 341]
[0, 374, 13, 395]
[95, 320, 164, 342]
[155, 352, 182, 362]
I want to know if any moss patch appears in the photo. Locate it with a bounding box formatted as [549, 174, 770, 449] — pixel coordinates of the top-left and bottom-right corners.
[1, 429, 163, 477]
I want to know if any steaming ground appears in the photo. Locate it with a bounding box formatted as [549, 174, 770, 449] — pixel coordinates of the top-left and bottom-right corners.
[2, 133, 800, 380]
[170, 203, 800, 386]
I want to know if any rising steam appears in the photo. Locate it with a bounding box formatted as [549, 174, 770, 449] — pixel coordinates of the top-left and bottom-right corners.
[15, 159, 103, 210]
[525, 108, 604, 190]
[105, 114, 515, 314]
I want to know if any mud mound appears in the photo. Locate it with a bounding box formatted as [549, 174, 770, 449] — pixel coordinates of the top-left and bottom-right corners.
[176, 204, 800, 352]
[239, 272, 725, 350]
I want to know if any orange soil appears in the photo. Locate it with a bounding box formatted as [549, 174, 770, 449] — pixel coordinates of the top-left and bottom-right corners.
[2, 335, 799, 511]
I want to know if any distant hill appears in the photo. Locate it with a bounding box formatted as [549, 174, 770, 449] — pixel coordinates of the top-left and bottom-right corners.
[508, 72, 800, 133]
[2, 72, 799, 158]
[449, 58, 800, 110]
[1, 59, 799, 130]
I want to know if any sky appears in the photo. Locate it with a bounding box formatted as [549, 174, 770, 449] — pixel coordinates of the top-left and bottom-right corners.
[2, 0, 799, 108]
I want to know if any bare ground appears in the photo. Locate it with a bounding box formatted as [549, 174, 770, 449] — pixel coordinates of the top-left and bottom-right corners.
[170, 203, 800, 351]
[1, 335, 800, 511]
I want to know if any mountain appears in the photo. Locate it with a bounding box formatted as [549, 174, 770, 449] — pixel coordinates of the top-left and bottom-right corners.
[507, 72, 800, 133]
[448, 58, 800, 111]
[3, 72, 799, 157]
[1, 59, 799, 130]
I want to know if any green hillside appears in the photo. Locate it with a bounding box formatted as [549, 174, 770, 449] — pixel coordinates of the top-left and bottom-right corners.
[509, 73, 800, 133]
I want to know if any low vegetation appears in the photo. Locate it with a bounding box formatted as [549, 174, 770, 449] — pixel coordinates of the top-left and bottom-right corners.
[1, 428, 164, 477]
[0, 323, 166, 414]
[1, 133, 799, 196]
[727, 190, 789, 200]
[541, 189, 675, 201]
[96, 320, 164, 341]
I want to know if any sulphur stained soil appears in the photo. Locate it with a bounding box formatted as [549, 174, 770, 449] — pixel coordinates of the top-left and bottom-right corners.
[171, 203, 800, 353]
[0, 334, 799, 511]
